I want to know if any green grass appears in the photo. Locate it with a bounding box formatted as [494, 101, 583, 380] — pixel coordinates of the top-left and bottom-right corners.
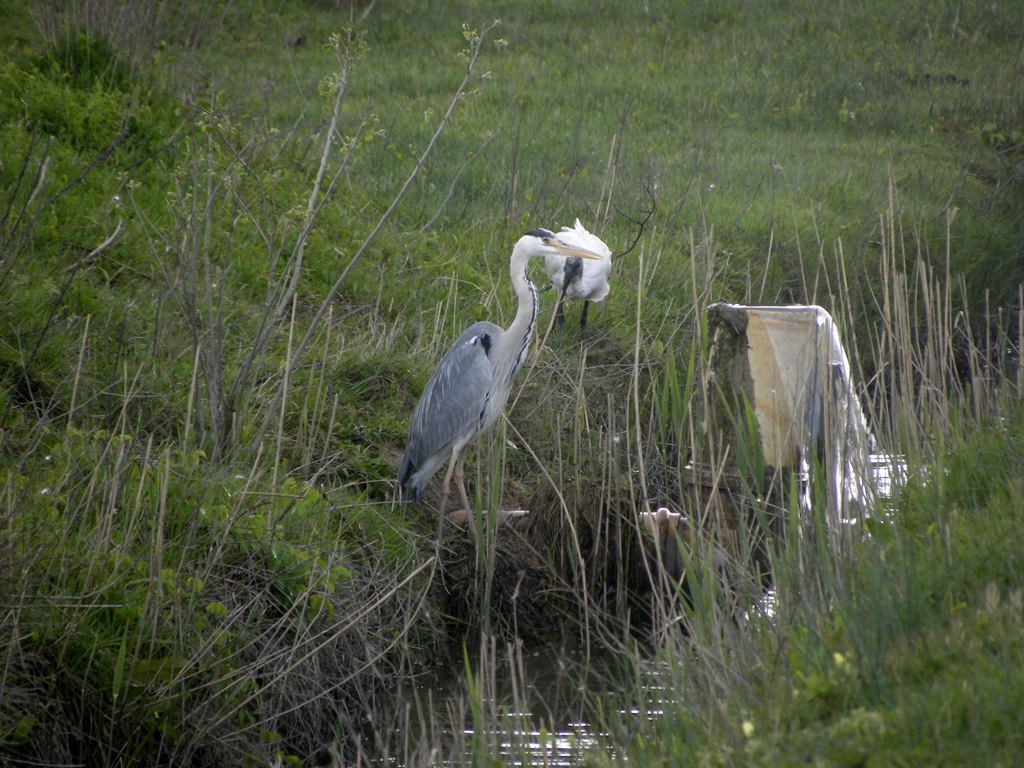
[1, 0, 1023, 764]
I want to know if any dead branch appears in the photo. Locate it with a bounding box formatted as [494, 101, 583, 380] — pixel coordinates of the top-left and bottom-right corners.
[63, 218, 126, 274]
[612, 181, 657, 262]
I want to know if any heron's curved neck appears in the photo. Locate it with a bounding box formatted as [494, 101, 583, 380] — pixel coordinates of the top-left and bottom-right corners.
[501, 248, 539, 378]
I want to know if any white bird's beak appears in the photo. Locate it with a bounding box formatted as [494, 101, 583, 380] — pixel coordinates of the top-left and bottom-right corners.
[551, 239, 604, 260]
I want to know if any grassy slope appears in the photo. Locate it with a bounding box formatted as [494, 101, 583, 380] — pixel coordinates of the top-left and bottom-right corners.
[1, 0, 1023, 764]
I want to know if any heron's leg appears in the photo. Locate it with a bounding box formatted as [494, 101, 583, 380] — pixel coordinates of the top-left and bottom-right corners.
[579, 300, 591, 335]
[435, 455, 459, 542]
[453, 454, 477, 543]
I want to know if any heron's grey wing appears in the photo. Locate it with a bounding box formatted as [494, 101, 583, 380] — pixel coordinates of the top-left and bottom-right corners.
[398, 322, 501, 499]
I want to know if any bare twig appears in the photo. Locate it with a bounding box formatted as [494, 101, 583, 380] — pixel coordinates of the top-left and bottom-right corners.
[17, 116, 131, 255]
[2, 141, 49, 242]
[357, 0, 379, 24]
[220, 23, 361, 456]
[63, 219, 125, 274]
[612, 180, 657, 263]
[274, 25, 358, 319]
[1, 117, 128, 293]
[421, 123, 502, 232]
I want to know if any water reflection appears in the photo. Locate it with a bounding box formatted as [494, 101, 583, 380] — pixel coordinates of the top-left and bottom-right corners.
[387, 641, 631, 767]
[463, 722, 598, 768]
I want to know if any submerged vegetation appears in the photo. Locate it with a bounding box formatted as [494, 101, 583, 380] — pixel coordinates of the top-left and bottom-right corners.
[1, 0, 1023, 765]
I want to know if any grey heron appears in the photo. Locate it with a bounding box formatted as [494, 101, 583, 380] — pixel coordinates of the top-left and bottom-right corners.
[398, 228, 605, 540]
[544, 219, 612, 332]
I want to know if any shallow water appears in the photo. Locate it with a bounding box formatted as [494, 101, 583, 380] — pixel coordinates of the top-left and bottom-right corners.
[380, 455, 905, 766]
[384, 640, 642, 767]
[382, 629, 701, 768]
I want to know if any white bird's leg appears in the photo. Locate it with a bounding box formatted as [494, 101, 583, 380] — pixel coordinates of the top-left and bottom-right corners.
[554, 291, 567, 331]
[579, 299, 591, 335]
[556, 268, 573, 332]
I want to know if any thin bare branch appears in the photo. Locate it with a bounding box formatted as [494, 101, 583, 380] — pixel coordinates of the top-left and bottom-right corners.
[63, 218, 125, 274]
[421, 123, 502, 232]
[612, 181, 657, 262]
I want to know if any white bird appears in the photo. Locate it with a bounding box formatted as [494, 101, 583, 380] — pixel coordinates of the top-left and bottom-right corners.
[398, 228, 606, 542]
[544, 218, 612, 332]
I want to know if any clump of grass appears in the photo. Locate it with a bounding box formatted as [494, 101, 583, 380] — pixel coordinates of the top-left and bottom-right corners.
[32, 0, 219, 77]
[0, 362, 441, 764]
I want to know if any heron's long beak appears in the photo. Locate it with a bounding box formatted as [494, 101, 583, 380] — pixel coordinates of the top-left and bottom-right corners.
[552, 240, 604, 260]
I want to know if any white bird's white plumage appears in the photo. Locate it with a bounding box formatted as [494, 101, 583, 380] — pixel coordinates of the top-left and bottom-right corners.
[543, 219, 612, 331]
[544, 219, 612, 302]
